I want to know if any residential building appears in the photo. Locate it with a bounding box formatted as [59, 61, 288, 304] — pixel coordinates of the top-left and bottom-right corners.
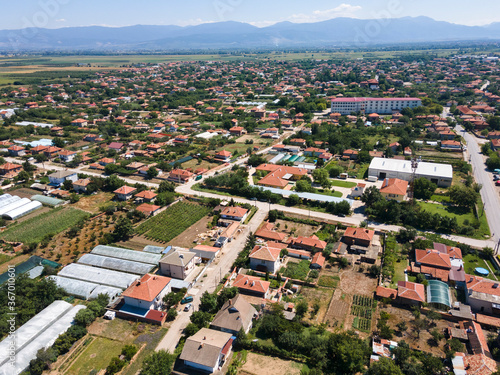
[190, 245, 220, 262]
[255, 163, 308, 189]
[168, 169, 193, 183]
[214, 150, 232, 162]
[255, 222, 287, 242]
[249, 244, 281, 274]
[311, 253, 326, 269]
[48, 170, 78, 186]
[179, 328, 233, 373]
[210, 294, 257, 335]
[159, 249, 197, 280]
[58, 149, 77, 163]
[134, 190, 157, 203]
[0, 163, 22, 175]
[232, 274, 270, 298]
[113, 186, 137, 201]
[135, 203, 161, 217]
[466, 275, 500, 314]
[351, 183, 366, 198]
[397, 281, 426, 306]
[342, 227, 375, 247]
[220, 206, 248, 222]
[72, 178, 91, 193]
[287, 235, 327, 252]
[121, 274, 171, 311]
[380, 178, 408, 201]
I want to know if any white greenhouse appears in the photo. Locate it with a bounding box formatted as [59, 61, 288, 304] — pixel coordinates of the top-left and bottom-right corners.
[58, 263, 139, 289]
[78, 253, 154, 275]
[91, 245, 162, 265]
[3, 201, 42, 220]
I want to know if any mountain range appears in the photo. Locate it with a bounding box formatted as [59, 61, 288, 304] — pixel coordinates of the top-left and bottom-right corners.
[2, 16, 500, 51]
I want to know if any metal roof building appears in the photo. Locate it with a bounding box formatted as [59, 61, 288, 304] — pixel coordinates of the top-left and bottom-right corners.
[427, 280, 452, 307]
[91, 245, 162, 265]
[368, 157, 453, 187]
[58, 263, 139, 289]
[0, 300, 85, 375]
[259, 186, 354, 206]
[78, 253, 155, 275]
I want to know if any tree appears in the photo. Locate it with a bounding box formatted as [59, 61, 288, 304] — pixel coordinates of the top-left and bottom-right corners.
[288, 194, 301, 206]
[166, 308, 177, 321]
[18, 170, 31, 182]
[296, 300, 308, 318]
[248, 154, 267, 167]
[199, 291, 217, 313]
[113, 216, 133, 240]
[158, 180, 175, 193]
[366, 357, 403, 375]
[74, 309, 96, 326]
[328, 332, 370, 374]
[140, 350, 175, 375]
[146, 166, 159, 179]
[448, 184, 478, 209]
[339, 257, 349, 269]
[413, 178, 437, 200]
[361, 186, 383, 207]
[396, 321, 408, 333]
[312, 168, 331, 188]
[328, 165, 344, 178]
[190, 311, 212, 328]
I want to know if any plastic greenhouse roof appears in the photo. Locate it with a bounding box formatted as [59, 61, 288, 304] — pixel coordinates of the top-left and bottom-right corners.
[78, 254, 154, 275]
[143, 245, 165, 254]
[58, 263, 139, 289]
[3, 200, 42, 220]
[426, 279, 451, 307]
[89, 285, 122, 303]
[31, 194, 64, 206]
[48, 276, 98, 299]
[91, 245, 162, 265]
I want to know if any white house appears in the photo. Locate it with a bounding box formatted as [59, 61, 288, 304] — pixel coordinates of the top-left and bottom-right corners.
[220, 206, 248, 222]
[350, 183, 366, 198]
[121, 274, 171, 311]
[48, 170, 78, 186]
[159, 249, 197, 280]
[249, 244, 281, 274]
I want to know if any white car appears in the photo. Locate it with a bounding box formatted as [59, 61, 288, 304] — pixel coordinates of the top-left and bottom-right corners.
[184, 303, 192, 312]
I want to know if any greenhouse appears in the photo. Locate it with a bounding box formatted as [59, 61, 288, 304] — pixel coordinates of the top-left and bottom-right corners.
[78, 253, 155, 275]
[89, 285, 123, 302]
[91, 245, 162, 265]
[143, 245, 165, 254]
[0, 197, 29, 215]
[3, 200, 43, 220]
[0, 194, 19, 208]
[58, 263, 139, 289]
[427, 279, 451, 308]
[31, 194, 63, 207]
[0, 301, 85, 375]
[0, 194, 12, 203]
[48, 276, 99, 300]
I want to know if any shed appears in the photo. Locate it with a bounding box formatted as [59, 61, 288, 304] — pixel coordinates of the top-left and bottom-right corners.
[427, 279, 451, 307]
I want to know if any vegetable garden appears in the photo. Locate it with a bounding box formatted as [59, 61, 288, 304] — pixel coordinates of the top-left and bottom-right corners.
[351, 295, 374, 332]
[135, 202, 211, 243]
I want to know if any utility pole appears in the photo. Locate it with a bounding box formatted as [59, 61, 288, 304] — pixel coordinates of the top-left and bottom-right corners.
[409, 157, 419, 205]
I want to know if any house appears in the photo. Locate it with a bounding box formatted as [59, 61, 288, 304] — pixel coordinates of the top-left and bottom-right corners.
[311, 253, 326, 269]
[215, 222, 239, 247]
[388, 142, 400, 153]
[179, 328, 233, 373]
[0, 163, 22, 175]
[342, 227, 375, 247]
[8, 145, 25, 156]
[71, 118, 87, 127]
[229, 126, 246, 136]
[441, 140, 462, 151]
[255, 164, 308, 189]
[287, 235, 327, 252]
[351, 183, 366, 198]
[249, 244, 281, 274]
[397, 281, 426, 306]
[342, 149, 358, 160]
[44, 146, 61, 158]
[214, 150, 232, 162]
[380, 178, 408, 201]
[190, 245, 220, 262]
[159, 249, 197, 280]
[220, 206, 248, 222]
[135, 203, 161, 217]
[30, 145, 48, 154]
[108, 142, 124, 151]
[48, 170, 78, 186]
[134, 190, 157, 203]
[119, 274, 171, 325]
[411, 248, 456, 282]
[58, 149, 77, 163]
[113, 186, 137, 201]
[168, 169, 193, 183]
[72, 178, 91, 193]
[98, 157, 115, 166]
[466, 274, 500, 314]
[232, 274, 270, 298]
[255, 222, 287, 242]
[210, 294, 257, 335]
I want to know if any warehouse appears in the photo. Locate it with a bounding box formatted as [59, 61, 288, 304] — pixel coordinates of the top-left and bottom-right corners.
[368, 157, 453, 187]
[58, 263, 139, 289]
[78, 253, 155, 275]
[91, 245, 162, 265]
[0, 300, 85, 375]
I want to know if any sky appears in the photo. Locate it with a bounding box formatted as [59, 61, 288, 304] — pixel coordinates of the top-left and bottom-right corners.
[4, 0, 500, 30]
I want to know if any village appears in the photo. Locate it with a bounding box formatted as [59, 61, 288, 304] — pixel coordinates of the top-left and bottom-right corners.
[1, 51, 500, 375]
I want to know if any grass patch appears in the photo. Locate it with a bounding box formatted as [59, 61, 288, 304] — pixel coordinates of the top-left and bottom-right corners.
[318, 275, 337, 288]
[66, 337, 123, 375]
[135, 202, 211, 243]
[0, 253, 13, 267]
[0, 207, 88, 243]
[330, 180, 357, 188]
[391, 259, 408, 288]
[430, 194, 451, 203]
[463, 254, 498, 281]
[282, 260, 311, 281]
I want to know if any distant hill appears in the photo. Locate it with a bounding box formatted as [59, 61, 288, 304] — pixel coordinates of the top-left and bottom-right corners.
[1, 17, 500, 51]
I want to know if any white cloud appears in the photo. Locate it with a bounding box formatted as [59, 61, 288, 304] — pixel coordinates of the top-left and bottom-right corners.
[55, 18, 66, 23]
[288, 4, 362, 23]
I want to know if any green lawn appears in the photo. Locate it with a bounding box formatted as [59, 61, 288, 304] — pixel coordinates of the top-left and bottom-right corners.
[282, 260, 311, 281]
[66, 337, 124, 375]
[418, 201, 490, 239]
[356, 164, 369, 179]
[430, 194, 451, 203]
[330, 180, 357, 188]
[0, 207, 89, 243]
[391, 259, 409, 288]
[463, 254, 498, 281]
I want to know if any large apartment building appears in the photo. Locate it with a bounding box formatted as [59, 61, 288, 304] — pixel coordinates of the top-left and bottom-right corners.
[331, 97, 422, 115]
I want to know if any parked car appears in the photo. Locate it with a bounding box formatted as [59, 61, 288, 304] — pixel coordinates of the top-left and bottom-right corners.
[493, 175, 500, 181]
[496, 180, 500, 186]
[184, 303, 192, 311]
[181, 296, 193, 304]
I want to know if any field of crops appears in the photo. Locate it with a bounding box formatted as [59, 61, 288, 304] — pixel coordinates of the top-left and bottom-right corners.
[135, 202, 211, 243]
[0, 207, 89, 243]
[351, 295, 374, 332]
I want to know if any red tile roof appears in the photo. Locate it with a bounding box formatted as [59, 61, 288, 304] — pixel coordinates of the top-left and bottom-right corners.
[233, 274, 270, 294]
[397, 281, 425, 302]
[121, 274, 171, 302]
[380, 178, 408, 196]
[415, 249, 451, 269]
[343, 227, 375, 242]
[114, 186, 137, 195]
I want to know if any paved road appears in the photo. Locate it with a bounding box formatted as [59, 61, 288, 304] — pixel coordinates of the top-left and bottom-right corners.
[481, 80, 491, 92]
[155, 208, 268, 353]
[456, 125, 500, 245]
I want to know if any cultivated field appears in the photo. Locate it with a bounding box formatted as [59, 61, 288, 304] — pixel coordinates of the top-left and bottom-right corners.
[135, 201, 211, 243]
[0, 207, 89, 243]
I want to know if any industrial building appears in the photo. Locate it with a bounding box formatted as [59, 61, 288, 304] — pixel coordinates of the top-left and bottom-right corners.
[331, 97, 422, 115]
[368, 158, 453, 187]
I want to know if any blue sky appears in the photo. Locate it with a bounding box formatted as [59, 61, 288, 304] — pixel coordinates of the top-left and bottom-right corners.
[5, 0, 500, 29]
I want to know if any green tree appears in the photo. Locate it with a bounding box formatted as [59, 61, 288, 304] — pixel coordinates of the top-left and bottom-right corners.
[140, 350, 175, 375]
[312, 168, 331, 189]
[296, 300, 308, 318]
[448, 184, 478, 209]
[190, 311, 212, 328]
[199, 291, 217, 313]
[365, 357, 403, 375]
[158, 180, 176, 193]
[74, 308, 96, 326]
[113, 216, 133, 240]
[146, 166, 159, 179]
[413, 178, 437, 200]
[361, 186, 383, 207]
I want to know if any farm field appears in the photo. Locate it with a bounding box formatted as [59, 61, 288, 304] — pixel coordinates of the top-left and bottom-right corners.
[135, 201, 211, 243]
[238, 352, 303, 375]
[350, 295, 374, 332]
[0, 207, 89, 243]
[282, 259, 311, 281]
[65, 337, 123, 375]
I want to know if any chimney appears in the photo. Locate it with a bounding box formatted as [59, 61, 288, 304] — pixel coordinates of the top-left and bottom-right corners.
[228, 299, 232, 305]
[203, 336, 206, 340]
